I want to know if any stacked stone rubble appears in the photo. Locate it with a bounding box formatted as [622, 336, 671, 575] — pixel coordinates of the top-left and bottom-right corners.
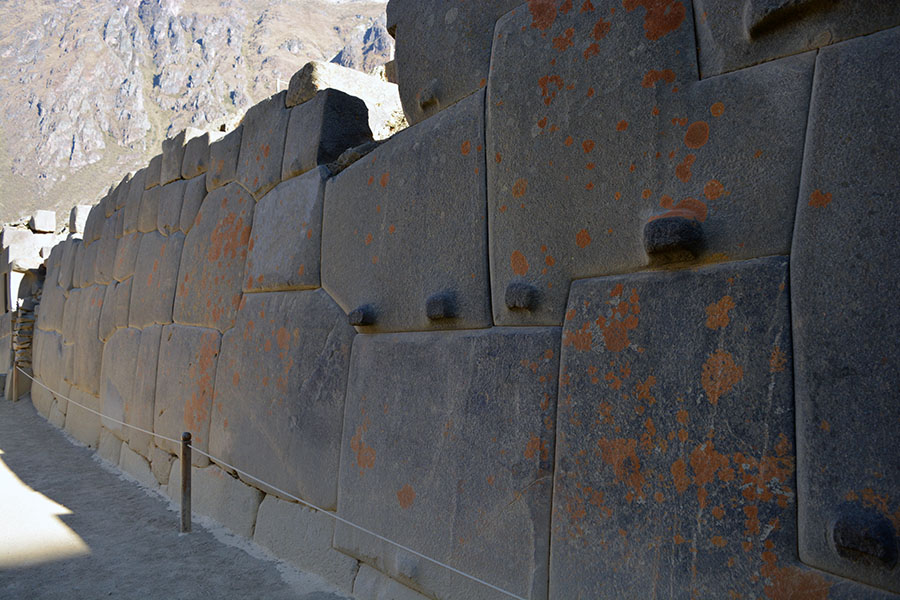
[8, 4, 900, 599]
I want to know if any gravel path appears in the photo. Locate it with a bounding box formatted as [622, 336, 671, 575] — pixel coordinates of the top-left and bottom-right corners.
[0, 396, 351, 600]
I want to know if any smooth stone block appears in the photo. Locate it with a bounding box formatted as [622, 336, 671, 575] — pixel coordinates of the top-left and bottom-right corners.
[128, 325, 162, 458]
[57, 239, 77, 290]
[98, 279, 131, 342]
[36, 282, 66, 334]
[281, 88, 372, 181]
[792, 28, 900, 594]
[29, 210, 56, 233]
[30, 379, 54, 418]
[98, 428, 123, 464]
[487, 7, 814, 325]
[161, 129, 201, 186]
[64, 387, 101, 448]
[243, 167, 326, 292]
[112, 231, 140, 282]
[72, 284, 105, 396]
[178, 176, 207, 235]
[99, 327, 141, 443]
[335, 327, 560, 600]
[94, 215, 118, 285]
[119, 441, 159, 490]
[61, 288, 81, 345]
[322, 90, 491, 333]
[353, 565, 431, 600]
[253, 496, 359, 592]
[174, 182, 252, 332]
[193, 463, 263, 539]
[551, 258, 802, 598]
[69, 205, 92, 235]
[154, 324, 221, 463]
[123, 168, 147, 234]
[128, 232, 184, 328]
[157, 179, 186, 236]
[209, 289, 355, 510]
[82, 201, 104, 246]
[207, 125, 242, 192]
[112, 173, 132, 211]
[149, 444, 175, 486]
[137, 186, 161, 234]
[181, 131, 221, 179]
[237, 91, 290, 198]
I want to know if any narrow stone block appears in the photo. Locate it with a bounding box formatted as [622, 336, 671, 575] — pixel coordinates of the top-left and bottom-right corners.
[98, 428, 123, 464]
[128, 324, 162, 457]
[243, 167, 326, 292]
[72, 284, 105, 396]
[36, 282, 66, 334]
[69, 205, 92, 235]
[137, 186, 161, 234]
[98, 281, 131, 343]
[94, 215, 118, 285]
[123, 168, 147, 234]
[112, 231, 140, 282]
[149, 444, 175, 486]
[64, 387, 101, 448]
[190, 464, 263, 539]
[236, 91, 290, 198]
[99, 326, 140, 444]
[179, 175, 207, 235]
[157, 179, 186, 236]
[119, 442, 159, 489]
[112, 173, 132, 211]
[129, 232, 184, 328]
[161, 129, 201, 186]
[207, 126, 242, 192]
[182, 131, 221, 179]
[29, 210, 56, 233]
[57, 239, 77, 290]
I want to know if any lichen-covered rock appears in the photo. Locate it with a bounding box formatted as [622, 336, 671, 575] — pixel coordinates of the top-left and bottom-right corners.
[236, 92, 290, 199]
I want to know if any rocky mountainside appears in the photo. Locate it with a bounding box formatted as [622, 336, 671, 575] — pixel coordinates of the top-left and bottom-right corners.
[0, 0, 390, 226]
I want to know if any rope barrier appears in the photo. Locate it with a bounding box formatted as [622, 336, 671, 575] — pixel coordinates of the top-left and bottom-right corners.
[14, 366, 528, 600]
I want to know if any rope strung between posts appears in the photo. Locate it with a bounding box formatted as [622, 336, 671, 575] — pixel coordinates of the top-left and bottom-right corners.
[14, 366, 528, 600]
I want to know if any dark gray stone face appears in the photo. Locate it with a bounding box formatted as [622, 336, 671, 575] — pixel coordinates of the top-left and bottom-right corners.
[124, 168, 147, 234]
[792, 27, 900, 594]
[72, 284, 105, 396]
[57, 239, 77, 290]
[385, 0, 520, 125]
[100, 327, 141, 442]
[128, 232, 184, 329]
[157, 179, 187, 236]
[694, 0, 900, 77]
[94, 215, 118, 285]
[179, 175, 207, 235]
[487, 5, 813, 326]
[335, 327, 560, 600]
[208, 289, 356, 510]
[137, 186, 161, 234]
[207, 126, 242, 193]
[112, 232, 140, 283]
[129, 324, 162, 457]
[322, 90, 491, 333]
[237, 91, 291, 199]
[551, 257, 808, 598]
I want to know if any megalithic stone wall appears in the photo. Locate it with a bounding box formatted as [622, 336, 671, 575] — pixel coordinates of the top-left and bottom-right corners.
[12, 4, 900, 599]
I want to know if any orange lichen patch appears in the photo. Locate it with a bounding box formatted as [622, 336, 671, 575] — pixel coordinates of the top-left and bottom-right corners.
[552, 27, 575, 51]
[593, 18, 611, 39]
[232, 372, 240, 386]
[538, 117, 548, 129]
[671, 458, 690, 493]
[367, 175, 374, 185]
[583, 139, 595, 153]
[675, 153, 695, 182]
[495, 152, 503, 163]
[379, 172, 390, 187]
[584, 42, 601, 59]
[701, 349, 743, 405]
[711, 505, 725, 519]
[524, 434, 550, 461]
[208, 211, 252, 263]
[511, 250, 529, 276]
[705, 295, 735, 330]
[350, 424, 376, 473]
[512, 178, 528, 198]
[711, 535, 727, 548]
[623, 0, 686, 40]
[819, 419, 831, 432]
[684, 121, 710, 149]
[461, 140, 472, 155]
[762, 561, 831, 600]
[710, 102, 725, 117]
[545, 255, 556, 266]
[676, 408, 689, 424]
[587, 86, 595, 97]
[576, 228, 592, 248]
[364, 233, 373, 246]
[183, 332, 219, 434]
[641, 188, 652, 199]
[528, 0, 560, 30]
[275, 326, 290, 351]
[538, 74, 565, 105]
[769, 346, 787, 373]
[582, 0, 595, 10]
[397, 484, 416, 509]
[704, 179, 725, 200]
[808, 189, 832, 207]
[563, 322, 592, 352]
[656, 195, 708, 222]
[744, 504, 760, 536]
[616, 120, 628, 131]
[598, 437, 646, 500]
[641, 69, 676, 88]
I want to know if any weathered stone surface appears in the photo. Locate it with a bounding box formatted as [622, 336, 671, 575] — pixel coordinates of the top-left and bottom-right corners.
[322, 91, 490, 333]
[57, 239, 77, 290]
[154, 324, 220, 462]
[149, 444, 175, 486]
[128, 324, 162, 457]
[29, 210, 55, 233]
[244, 168, 326, 292]
[174, 183, 252, 332]
[207, 125, 242, 192]
[792, 28, 900, 594]
[36, 282, 66, 334]
[694, 0, 900, 77]
[353, 565, 430, 600]
[3, 229, 55, 265]
[157, 179, 186, 236]
[550, 258, 806, 598]
[98, 279, 131, 342]
[119, 442, 159, 489]
[61, 288, 81, 346]
[112, 232, 140, 282]
[94, 215, 118, 285]
[98, 428, 123, 464]
[83, 200, 104, 245]
[253, 496, 359, 592]
[123, 168, 147, 234]
[31, 375, 54, 418]
[71, 241, 89, 289]
[487, 7, 814, 325]
[178, 175, 207, 235]
[64, 387, 101, 448]
[161, 129, 201, 186]
[285, 60, 402, 140]
[168, 460, 262, 538]
[209, 290, 355, 510]
[181, 131, 221, 179]
[137, 186, 161, 234]
[48, 398, 67, 428]
[281, 89, 372, 181]
[99, 328, 140, 445]
[69, 205, 92, 235]
[335, 327, 559, 600]
[385, 0, 519, 126]
[114, 207, 125, 239]
[236, 91, 290, 198]
[112, 173, 132, 211]
[129, 232, 184, 329]
[72, 284, 105, 396]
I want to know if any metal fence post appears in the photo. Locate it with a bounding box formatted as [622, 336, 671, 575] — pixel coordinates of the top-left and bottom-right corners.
[181, 431, 192, 533]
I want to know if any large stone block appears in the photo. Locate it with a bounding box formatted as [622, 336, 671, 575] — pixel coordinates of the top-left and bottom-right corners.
[236, 91, 290, 199]
[694, 0, 900, 77]
[174, 182, 252, 332]
[157, 179, 186, 236]
[112, 231, 140, 282]
[281, 89, 372, 181]
[69, 205, 92, 235]
[179, 175, 207, 235]
[128, 232, 184, 329]
[57, 239, 77, 290]
[207, 125, 242, 192]
[168, 460, 262, 539]
[94, 214, 118, 284]
[149, 444, 175, 486]
[70, 242, 87, 289]
[64, 387, 101, 448]
[99, 327, 141, 443]
[78, 238, 99, 288]
[72, 284, 105, 396]
[98, 428, 123, 464]
[82, 200, 104, 245]
[182, 131, 222, 179]
[154, 324, 221, 462]
[244, 167, 326, 292]
[550, 258, 817, 598]
[137, 186, 161, 233]
[123, 168, 147, 234]
[61, 287, 81, 346]
[161, 129, 200, 185]
[36, 282, 66, 334]
[322, 90, 491, 333]
[29, 210, 56, 233]
[98, 279, 131, 343]
[128, 324, 162, 457]
[385, 0, 520, 126]
[118, 442, 159, 490]
[792, 28, 900, 594]
[353, 565, 431, 600]
[253, 496, 359, 592]
[286, 60, 403, 140]
[335, 328, 559, 600]
[208, 290, 355, 510]
[487, 6, 814, 325]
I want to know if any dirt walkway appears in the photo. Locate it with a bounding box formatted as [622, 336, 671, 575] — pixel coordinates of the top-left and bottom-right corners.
[0, 395, 351, 600]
